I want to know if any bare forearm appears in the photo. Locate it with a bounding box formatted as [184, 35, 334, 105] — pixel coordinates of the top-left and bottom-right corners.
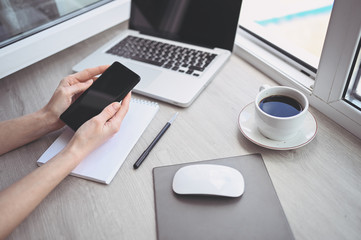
[0, 94, 129, 239]
[0, 146, 83, 239]
[0, 109, 59, 155]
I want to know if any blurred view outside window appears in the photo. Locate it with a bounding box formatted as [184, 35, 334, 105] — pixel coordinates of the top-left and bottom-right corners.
[0, 0, 110, 48]
[239, 0, 334, 71]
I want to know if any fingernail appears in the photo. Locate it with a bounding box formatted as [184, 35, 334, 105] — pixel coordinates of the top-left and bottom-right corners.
[113, 102, 120, 110]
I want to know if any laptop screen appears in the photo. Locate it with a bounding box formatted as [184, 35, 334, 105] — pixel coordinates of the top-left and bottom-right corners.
[129, 0, 242, 52]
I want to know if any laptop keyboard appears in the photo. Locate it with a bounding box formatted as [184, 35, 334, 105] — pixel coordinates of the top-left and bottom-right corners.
[106, 36, 217, 77]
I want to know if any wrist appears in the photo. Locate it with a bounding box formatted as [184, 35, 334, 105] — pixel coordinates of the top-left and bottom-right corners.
[38, 107, 64, 132]
[59, 143, 85, 167]
[46, 143, 85, 175]
[62, 137, 90, 164]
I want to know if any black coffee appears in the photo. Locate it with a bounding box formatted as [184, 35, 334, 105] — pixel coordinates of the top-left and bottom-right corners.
[259, 95, 303, 117]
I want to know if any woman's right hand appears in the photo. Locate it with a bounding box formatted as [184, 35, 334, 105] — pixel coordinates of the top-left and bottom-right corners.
[65, 92, 131, 160]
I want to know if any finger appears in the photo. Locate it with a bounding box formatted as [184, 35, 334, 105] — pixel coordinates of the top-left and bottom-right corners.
[58, 76, 72, 88]
[68, 79, 93, 96]
[71, 65, 110, 83]
[96, 102, 121, 124]
[107, 92, 131, 126]
[122, 92, 132, 104]
[119, 92, 131, 119]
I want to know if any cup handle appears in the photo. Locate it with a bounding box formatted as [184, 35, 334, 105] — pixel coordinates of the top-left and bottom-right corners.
[259, 84, 271, 92]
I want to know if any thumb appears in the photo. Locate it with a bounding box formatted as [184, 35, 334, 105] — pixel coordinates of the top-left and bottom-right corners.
[69, 79, 93, 96]
[96, 102, 121, 123]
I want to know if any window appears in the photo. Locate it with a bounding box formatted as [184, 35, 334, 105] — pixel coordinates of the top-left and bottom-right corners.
[0, 0, 112, 48]
[235, 0, 361, 139]
[0, 0, 130, 79]
[344, 39, 361, 110]
[239, 0, 333, 75]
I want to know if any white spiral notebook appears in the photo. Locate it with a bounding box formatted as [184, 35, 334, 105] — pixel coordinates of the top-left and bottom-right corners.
[37, 98, 159, 184]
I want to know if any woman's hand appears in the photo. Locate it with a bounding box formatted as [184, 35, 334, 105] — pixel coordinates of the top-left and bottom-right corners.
[65, 92, 131, 160]
[0, 65, 111, 156]
[42, 65, 109, 131]
[0, 72, 131, 240]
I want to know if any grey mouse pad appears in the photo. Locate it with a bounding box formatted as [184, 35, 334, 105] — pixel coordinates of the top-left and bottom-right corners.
[152, 154, 294, 240]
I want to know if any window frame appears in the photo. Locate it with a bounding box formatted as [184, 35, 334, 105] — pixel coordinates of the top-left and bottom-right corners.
[0, 0, 130, 79]
[234, 0, 361, 139]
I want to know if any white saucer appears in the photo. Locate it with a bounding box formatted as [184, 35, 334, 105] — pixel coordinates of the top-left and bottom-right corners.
[238, 102, 318, 150]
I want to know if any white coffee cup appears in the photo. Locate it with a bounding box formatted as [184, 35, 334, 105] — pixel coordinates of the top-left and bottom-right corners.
[255, 85, 309, 141]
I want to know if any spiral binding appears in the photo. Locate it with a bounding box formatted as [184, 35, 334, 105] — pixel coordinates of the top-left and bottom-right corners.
[131, 98, 159, 107]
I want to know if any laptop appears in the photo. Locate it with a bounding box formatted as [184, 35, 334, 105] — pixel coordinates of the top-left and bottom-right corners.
[73, 0, 242, 107]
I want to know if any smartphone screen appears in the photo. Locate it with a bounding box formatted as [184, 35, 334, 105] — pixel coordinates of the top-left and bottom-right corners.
[60, 61, 140, 131]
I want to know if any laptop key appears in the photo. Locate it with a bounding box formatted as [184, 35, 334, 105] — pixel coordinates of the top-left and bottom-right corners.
[189, 66, 205, 72]
[164, 64, 172, 69]
[130, 55, 164, 66]
[106, 36, 217, 74]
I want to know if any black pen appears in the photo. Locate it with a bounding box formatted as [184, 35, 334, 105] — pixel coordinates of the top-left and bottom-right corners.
[133, 112, 179, 169]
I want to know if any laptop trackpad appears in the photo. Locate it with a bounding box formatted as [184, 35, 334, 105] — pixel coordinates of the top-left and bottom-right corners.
[122, 61, 161, 89]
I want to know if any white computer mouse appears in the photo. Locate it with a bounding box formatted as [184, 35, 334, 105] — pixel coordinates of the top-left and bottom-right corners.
[172, 164, 245, 197]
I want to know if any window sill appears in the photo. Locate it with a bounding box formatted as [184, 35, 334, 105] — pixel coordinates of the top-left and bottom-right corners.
[234, 30, 315, 92]
[234, 31, 361, 139]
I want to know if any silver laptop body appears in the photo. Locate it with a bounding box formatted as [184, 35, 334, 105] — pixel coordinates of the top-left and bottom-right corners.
[73, 0, 242, 107]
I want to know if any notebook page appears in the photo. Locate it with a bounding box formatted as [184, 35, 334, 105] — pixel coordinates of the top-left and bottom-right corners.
[37, 98, 159, 184]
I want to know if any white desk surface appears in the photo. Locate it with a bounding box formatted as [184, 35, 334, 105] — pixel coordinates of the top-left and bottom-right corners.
[1, 22, 361, 240]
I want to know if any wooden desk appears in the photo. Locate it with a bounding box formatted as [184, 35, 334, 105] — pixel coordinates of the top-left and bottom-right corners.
[1, 22, 361, 240]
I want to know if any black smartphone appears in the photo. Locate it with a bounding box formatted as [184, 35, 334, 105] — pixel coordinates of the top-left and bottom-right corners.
[60, 61, 140, 131]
